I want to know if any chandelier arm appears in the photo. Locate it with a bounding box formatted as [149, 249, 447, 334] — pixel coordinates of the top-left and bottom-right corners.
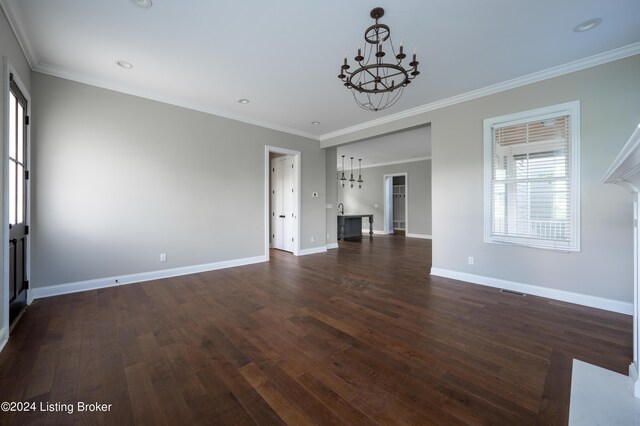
[362, 67, 379, 81]
[381, 69, 408, 81]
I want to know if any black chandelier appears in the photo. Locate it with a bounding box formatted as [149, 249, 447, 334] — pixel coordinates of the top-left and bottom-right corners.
[338, 7, 419, 112]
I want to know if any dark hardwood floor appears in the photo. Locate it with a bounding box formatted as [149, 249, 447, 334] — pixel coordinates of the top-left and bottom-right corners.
[0, 236, 632, 425]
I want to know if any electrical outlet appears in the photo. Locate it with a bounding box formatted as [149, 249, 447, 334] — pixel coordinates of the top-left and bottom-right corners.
[160, 253, 167, 262]
[312, 192, 319, 197]
[468, 256, 474, 265]
[310, 236, 315, 243]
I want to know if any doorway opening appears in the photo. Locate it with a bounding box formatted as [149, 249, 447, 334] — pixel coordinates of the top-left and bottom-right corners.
[264, 146, 300, 258]
[383, 173, 408, 236]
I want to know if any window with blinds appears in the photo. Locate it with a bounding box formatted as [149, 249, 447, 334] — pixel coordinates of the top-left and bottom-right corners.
[483, 101, 580, 251]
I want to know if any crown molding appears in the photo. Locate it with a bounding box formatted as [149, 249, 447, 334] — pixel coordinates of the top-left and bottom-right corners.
[1, 0, 320, 140]
[3, 0, 638, 145]
[34, 63, 321, 141]
[0, 0, 37, 68]
[319, 42, 640, 143]
[360, 156, 431, 169]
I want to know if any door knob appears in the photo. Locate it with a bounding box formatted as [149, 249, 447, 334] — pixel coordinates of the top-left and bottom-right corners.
[279, 215, 286, 218]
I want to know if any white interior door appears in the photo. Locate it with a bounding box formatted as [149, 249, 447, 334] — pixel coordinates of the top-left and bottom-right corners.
[270, 156, 296, 252]
[282, 156, 295, 252]
[271, 158, 284, 250]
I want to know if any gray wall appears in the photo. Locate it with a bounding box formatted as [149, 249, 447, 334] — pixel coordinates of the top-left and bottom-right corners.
[337, 159, 432, 236]
[31, 72, 326, 288]
[1, 6, 32, 332]
[430, 56, 639, 303]
[325, 55, 640, 304]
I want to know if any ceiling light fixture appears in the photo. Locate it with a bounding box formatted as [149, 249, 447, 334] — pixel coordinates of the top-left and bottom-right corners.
[132, 0, 152, 9]
[573, 18, 602, 32]
[338, 155, 364, 189]
[116, 60, 133, 69]
[238, 99, 250, 104]
[349, 157, 356, 188]
[338, 7, 420, 112]
[311, 121, 320, 126]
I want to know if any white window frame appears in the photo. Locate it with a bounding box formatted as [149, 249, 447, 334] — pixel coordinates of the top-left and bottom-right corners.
[483, 101, 581, 252]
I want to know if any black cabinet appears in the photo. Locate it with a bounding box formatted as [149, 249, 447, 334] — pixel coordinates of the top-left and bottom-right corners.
[338, 214, 373, 241]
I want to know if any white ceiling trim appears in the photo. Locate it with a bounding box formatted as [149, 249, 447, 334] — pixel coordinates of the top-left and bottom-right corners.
[33, 62, 321, 141]
[0, 0, 36, 68]
[3, 0, 639, 146]
[2, 0, 320, 141]
[319, 42, 640, 144]
[33, 41, 639, 146]
[359, 156, 432, 169]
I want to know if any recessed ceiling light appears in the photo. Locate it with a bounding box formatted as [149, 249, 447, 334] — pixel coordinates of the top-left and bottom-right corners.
[311, 121, 320, 126]
[238, 99, 250, 104]
[573, 18, 602, 32]
[132, 0, 152, 8]
[116, 60, 133, 69]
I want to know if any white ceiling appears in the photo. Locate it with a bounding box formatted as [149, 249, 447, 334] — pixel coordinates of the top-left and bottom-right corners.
[2, 0, 640, 140]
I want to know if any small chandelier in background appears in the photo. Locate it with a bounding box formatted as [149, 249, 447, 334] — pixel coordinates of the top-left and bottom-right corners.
[340, 155, 347, 188]
[349, 157, 356, 188]
[338, 155, 364, 189]
[338, 7, 420, 112]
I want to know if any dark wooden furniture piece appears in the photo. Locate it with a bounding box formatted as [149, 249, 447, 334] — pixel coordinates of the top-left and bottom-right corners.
[337, 214, 373, 241]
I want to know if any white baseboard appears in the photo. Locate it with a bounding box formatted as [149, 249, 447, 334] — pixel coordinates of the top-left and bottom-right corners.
[326, 243, 339, 250]
[297, 246, 328, 256]
[31, 255, 268, 300]
[430, 267, 633, 315]
[406, 233, 432, 239]
[0, 327, 8, 353]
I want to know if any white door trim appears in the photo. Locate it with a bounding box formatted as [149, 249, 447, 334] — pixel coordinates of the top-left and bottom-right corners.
[264, 146, 301, 259]
[383, 173, 408, 235]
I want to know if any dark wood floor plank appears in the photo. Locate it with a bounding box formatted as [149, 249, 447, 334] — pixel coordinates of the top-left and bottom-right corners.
[239, 363, 315, 425]
[538, 349, 574, 425]
[0, 236, 632, 425]
[124, 362, 169, 425]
